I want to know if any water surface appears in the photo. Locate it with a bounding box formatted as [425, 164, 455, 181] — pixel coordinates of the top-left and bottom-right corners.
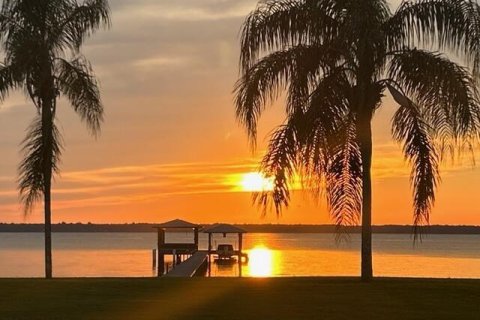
[1, 232, 479, 278]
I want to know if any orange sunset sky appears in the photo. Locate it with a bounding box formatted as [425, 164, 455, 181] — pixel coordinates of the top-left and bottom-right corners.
[0, 0, 479, 225]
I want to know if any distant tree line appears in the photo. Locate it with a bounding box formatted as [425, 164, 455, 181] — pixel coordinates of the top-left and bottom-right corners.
[1, 223, 480, 234]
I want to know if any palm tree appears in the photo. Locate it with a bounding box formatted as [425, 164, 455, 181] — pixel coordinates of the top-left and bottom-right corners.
[0, 0, 110, 278]
[235, 0, 480, 281]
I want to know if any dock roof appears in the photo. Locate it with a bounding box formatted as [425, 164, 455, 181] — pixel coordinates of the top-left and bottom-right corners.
[153, 219, 200, 229]
[203, 223, 247, 234]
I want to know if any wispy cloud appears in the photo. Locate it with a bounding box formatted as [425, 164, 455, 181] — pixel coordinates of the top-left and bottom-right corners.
[2, 143, 479, 214]
[0, 96, 30, 113]
[0, 159, 260, 214]
[114, 0, 255, 22]
[1, 145, 476, 217]
[133, 56, 192, 68]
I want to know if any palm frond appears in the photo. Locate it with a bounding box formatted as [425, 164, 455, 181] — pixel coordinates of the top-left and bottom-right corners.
[299, 67, 351, 185]
[0, 0, 27, 36]
[56, 56, 103, 135]
[240, 0, 342, 72]
[18, 115, 63, 214]
[325, 116, 362, 229]
[388, 49, 480, 154]
[257, 67, 358, 224]
[0, 2, 25, 42]
[2, 25, 42, 70]
[258, 67, 355, 220]
[1, 0, 110, 60]
[385, 0, 480, 75]
[234, 44, 338, 143]
[0, 63, 18, 100]
[389, 84, 439, 234]
[53, 0, 110, 52]
[255, 121, 299, 215]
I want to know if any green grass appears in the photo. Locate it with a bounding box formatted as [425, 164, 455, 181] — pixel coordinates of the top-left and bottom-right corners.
[1, 277, 479, 319]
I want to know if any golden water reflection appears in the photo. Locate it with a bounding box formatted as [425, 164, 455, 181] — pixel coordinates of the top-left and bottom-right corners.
[247, 246, 275, 277]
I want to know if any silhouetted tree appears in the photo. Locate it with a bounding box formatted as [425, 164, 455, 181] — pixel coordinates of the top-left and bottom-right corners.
[0, 0, 110, 278]
[235, 0, 480, 281]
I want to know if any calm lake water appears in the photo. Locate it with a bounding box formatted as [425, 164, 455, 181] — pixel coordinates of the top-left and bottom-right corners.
[1, 232, 480, 278]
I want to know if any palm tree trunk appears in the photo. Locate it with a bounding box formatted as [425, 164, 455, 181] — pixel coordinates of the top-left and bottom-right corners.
[358, 114, 373, 281]
[44, 181, 52, 279]
[41, 98, 54, 279]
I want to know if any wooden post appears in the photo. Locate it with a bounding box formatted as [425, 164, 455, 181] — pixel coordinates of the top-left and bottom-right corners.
[207, 233, 212, 277]
[208, 233, 212, 253]
[207, 254, 211, 277]
[157, 228, 165, 276]
[238, 233, 243, 277]
[194, 227, 199, 249]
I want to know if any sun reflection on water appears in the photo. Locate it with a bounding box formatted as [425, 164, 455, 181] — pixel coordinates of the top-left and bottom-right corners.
[247, 246, 275, 277]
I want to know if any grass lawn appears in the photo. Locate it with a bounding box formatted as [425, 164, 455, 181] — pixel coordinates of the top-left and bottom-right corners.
[1, 277, 479, 319]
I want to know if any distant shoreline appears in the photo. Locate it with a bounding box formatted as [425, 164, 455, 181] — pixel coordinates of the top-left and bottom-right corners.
[1, 223, 480, 234]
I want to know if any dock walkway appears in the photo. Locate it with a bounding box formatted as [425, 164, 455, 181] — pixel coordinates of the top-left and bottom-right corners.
[164, 251, 208, 277]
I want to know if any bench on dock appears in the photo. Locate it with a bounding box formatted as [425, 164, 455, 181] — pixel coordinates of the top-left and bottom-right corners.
[164, 251, 208, 277]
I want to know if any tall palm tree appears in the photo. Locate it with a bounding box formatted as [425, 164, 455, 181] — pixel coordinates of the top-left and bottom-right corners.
[235, 0, 480, 281]
[0, 0, 110, 278]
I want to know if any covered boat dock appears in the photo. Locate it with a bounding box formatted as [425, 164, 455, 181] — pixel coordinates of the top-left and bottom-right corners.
[153, 220, 248, 277]
[203, 223, 248, 276]
[153, 219, 201, 276]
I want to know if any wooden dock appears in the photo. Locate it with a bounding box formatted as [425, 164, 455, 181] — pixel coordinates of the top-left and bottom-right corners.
[164, 251, 208, 277]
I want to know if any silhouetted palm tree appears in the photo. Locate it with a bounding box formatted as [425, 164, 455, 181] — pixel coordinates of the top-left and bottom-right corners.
[235, 0, 480, 281]
[0, 0, 110, 278]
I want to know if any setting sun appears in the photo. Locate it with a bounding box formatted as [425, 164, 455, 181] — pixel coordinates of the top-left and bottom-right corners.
[240, 172, 274, 192]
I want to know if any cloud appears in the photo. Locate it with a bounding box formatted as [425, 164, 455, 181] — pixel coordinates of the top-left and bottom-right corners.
[133, 56, 192, 68]
[0, 159, 262, 217]
[2, 143, 478, 217]
[0, 95, 30, 114]
[112, 0, 256, 22]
